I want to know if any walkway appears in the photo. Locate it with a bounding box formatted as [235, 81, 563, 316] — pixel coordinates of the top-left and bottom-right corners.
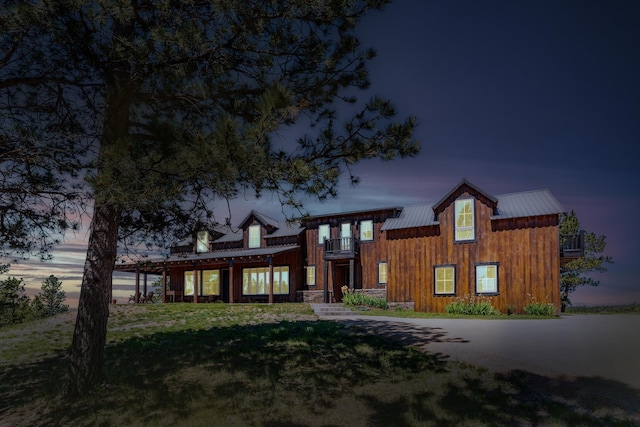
[316, 309, 640, 391]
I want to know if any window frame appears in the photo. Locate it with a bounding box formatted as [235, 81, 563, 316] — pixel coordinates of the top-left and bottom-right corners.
[318, 224, 330, 245]
[475, 263, 499, 295]
[242, 266, 290, 296]
[306, 265, 316, 287]
[248, 224, 261, 248]
[360, 220, 374, 242]
[434, 264, 456, 296]
[201, 269, 221, 296]
[454, 198, 475, 242]
[378, 261, 387, 286]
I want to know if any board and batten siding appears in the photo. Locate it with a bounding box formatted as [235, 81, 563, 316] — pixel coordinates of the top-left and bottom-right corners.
[386, 194, 560, 314]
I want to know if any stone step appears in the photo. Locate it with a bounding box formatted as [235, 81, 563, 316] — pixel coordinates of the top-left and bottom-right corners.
[309, 303, 357, 317]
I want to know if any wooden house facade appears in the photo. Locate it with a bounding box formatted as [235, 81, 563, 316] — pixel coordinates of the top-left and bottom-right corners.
[116, 211, 306, 304]
[115, 179, 583, 313]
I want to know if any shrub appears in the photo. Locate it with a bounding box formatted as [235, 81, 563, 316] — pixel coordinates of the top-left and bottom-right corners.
[341, 286, 388, 310]
[524, 294, 556, 316]
[444, 294, 500, 315]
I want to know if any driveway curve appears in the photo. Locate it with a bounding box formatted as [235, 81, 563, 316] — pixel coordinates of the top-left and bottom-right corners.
[331, 314, 640, 391]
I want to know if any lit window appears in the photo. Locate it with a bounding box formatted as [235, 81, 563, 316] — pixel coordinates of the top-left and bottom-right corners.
[318, 224, 330, 244]
[435, 265, 455, 295]
[196, 231, 209, 253]
[202, 270, 220, 295]
[455, 199, 475, 241]
[476, 264, 498, 294]
[360, 220, 373, 241]
[242, 266, 289, 295]
[307, 266, 316, 286]
[378, 262, 387, 285]
[185, 270, 220, 296]
[184, 271, 195, 296]
[248, 224, 260, 248]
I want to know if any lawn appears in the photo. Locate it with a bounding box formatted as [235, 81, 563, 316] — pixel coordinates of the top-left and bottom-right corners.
[1, 303, 638, 426]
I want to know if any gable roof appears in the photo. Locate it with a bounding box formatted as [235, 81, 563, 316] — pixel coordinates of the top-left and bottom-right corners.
[381, 188, 565, 231]
[433, 178, 498, 217]
[239, 210, 280, 229]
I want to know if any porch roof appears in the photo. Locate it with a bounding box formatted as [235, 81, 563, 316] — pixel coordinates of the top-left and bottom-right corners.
[114, 245, 300, 273]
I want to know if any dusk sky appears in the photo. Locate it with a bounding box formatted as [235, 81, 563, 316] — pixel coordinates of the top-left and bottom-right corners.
[9, 0, 640, 307]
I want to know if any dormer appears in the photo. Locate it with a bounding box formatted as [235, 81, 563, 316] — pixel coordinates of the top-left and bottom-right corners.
[432, 178, 498, 221]
[238, 210, 280, 249]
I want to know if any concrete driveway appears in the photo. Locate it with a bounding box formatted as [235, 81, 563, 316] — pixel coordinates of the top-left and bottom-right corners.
[333, 314, 640, 391]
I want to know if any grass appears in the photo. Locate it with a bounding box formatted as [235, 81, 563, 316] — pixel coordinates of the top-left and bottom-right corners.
[566, 304, 640, 314]
[1, 303, 638, 426]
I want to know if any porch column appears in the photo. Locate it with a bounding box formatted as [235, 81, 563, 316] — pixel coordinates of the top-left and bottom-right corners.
[268, 257, 274, 305]
[228, 260, 234, 304]
[349, 259, 355, 290]
[324, 260, 329, 303]
[143, 272, 148, 298]
[135, 267, 140, 303]
[193, 262, 199, 304]
[161, 264, 167, 303]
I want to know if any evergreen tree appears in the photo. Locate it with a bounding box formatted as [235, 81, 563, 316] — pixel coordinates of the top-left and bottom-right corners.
[0, 266, 32, 326]
[560, 211, 613, 312]
[37, 275, 69, 317]
[1, 1, 418, 395]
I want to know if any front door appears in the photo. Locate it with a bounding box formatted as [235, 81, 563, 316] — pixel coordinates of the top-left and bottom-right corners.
[222, 269, 230, 303]
[333, 264, 350, 302]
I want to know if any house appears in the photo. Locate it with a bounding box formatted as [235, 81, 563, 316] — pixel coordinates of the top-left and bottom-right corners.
[114, 179, 583, 313]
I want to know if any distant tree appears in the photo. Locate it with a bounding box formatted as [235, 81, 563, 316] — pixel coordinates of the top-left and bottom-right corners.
[37, 275, 69, 317]
[2, 1, 418, 396]
[0, 265, 32, 326]
[560, 211, 613, 312]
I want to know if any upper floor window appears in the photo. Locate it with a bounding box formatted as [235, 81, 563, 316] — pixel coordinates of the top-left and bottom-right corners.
[360, 220, 373, 241]
[248, 224, 261, 248]
[318, 224, 330, 244]
[196, 231, 209, 253]
[454, 199, 475, 241]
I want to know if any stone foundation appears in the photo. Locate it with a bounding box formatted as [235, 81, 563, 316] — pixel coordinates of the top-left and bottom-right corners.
[296, 290, 334, 303]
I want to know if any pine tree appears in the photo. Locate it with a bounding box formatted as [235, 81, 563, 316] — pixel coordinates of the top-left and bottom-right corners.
[1, 1, 418, 395]
[560, 211, 613, 312]
[37, 275, 69, 317]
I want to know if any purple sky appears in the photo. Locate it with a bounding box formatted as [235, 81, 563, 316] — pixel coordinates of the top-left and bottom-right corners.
[9, 0, 640, 306]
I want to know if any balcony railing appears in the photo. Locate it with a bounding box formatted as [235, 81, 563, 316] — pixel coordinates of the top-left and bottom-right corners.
[560, 231, 585, 258]
[323, 237, 359, 260]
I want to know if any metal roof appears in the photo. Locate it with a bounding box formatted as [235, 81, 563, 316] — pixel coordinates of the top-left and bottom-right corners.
[239, 210, 280, 229]
[381, 188, 565, 231]
[265, 221, 304, 238]
[381, 203, 438, 231]
[491, 189, 565, 219]
[114, 245, 301, 272]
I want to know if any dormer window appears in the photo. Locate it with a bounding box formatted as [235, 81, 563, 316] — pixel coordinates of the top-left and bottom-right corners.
[248, 224, 260, 248]
[196, 231, 209, 253]
[454, 198, 475, 241]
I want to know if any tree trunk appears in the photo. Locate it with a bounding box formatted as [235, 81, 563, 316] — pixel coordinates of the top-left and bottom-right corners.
[63, 202, 120, 397]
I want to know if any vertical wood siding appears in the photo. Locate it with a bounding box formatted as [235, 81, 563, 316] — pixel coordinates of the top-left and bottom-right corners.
[387, 194, 560, 314]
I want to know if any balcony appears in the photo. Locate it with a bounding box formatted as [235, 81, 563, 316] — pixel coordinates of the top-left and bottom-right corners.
[560, 231, 585, 262]
[323, 237, 359, 260]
